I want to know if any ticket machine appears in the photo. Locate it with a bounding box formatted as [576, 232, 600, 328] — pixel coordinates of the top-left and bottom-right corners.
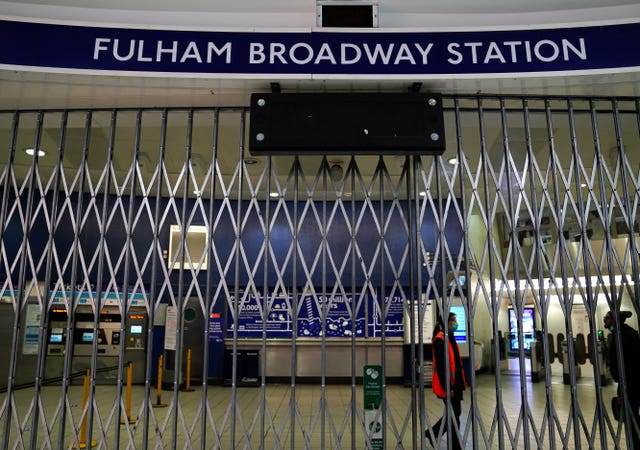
[124, 307, 148, 383]
[42, 292, 149, 384]
[44, 307, 69, 381]
[71, 306, 122, 383]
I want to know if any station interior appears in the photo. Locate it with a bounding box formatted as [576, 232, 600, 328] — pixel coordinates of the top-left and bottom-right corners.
[1, 1, 640, 448]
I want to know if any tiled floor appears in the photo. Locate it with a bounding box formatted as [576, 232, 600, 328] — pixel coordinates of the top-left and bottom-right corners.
[1, 369, 627, 449]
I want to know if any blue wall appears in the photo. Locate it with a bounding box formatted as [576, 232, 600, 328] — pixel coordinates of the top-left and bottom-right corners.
[1, 191, 464, 292]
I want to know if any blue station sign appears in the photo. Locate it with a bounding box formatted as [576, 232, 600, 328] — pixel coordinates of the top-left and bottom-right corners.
[1, 19, 639, 77]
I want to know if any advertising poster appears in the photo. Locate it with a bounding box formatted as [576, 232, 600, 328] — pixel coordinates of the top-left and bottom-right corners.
[297, 294, 365, 338]
[227, 294, 293, 338]
[368, 293, 405, 338]
[22, 303, 41, 355]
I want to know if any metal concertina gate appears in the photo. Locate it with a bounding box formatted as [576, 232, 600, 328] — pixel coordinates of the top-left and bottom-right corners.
[0, 94, 639, 449]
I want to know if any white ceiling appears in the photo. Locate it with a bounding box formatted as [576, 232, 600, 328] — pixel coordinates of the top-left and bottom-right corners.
[1, 0, 640, 109]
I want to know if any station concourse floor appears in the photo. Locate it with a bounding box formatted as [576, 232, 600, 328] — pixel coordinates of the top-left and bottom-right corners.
[2, 369, 624, 449]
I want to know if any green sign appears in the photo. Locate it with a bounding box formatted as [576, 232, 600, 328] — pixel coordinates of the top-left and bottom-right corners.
[363, 365, 383, 450]
[363, 365, 382, 409]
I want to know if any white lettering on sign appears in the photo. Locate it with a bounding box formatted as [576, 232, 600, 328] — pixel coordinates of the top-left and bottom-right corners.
[315, 43, 337, 64]
[447, 39, 586, 65]
[414, 43, 435, 64]
[270, 43, 287, 64]
[249, 43, 266, 64]
[93, 38, 232, 63]
[341, 43, 362, 64]
[156, 40, 178, 62]
[363, 43, 395, 64]
[249, 42, 435, 66]
[94, 37, 586, 68]
[290, 42, 315, 64]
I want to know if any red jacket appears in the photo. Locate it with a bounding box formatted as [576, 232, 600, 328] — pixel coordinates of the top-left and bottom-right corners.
[432, 330, 466, 398]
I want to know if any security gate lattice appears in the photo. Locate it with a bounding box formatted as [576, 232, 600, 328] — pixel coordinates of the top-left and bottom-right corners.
[0, 95, 639, 449]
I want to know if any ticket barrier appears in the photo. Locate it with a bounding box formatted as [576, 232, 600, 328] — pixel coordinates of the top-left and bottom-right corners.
[561, 339, 581, 385]
[72, 306, 121, 384]
[163, 298, 203, 389]
[596, 330, 610, 385]
[530, 332, 545, 383]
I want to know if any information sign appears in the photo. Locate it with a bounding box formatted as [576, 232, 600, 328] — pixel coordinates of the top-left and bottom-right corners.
[363, 365, 383, 450]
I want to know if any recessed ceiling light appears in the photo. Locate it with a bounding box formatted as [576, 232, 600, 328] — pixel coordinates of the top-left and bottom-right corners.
[269, 192, 280, 198]
[447, 157, 458, 165]
[245, 158, 259, 165]
[25, 148, 45, 157]
[419, 191, 427, 197]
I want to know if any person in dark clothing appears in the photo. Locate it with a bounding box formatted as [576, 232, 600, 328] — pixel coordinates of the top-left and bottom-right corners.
[427, 312, 466, 449]
[605, 310, 640, 448]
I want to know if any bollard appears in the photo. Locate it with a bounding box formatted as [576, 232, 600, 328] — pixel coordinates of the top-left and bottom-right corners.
[182, 348, 195, 392]
[72, 368, 97, 448]
[120, 362, 137, 424]
[152, 354, 167, 408]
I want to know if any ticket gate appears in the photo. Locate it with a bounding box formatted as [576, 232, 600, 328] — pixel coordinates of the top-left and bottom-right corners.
[163, 297, 212, 388]
[596, 330, 610, 385]
[530, 337, 545, 382]
[561, 339, 581, 384]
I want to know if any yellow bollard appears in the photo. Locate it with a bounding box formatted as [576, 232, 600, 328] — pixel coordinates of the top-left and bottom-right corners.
[182, 348, 195, 392]
[72, 368, 97, 448]
[120, 362, 137, 424]
[152, 354, 167, 408]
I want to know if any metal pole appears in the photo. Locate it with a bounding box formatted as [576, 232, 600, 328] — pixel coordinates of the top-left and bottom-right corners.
[57, 110, 92, 450]
[1, 110, 41, 449]
[30, 111, 67, 450]
[201, 108, 220, 450]
[141, 108, 168, 449]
